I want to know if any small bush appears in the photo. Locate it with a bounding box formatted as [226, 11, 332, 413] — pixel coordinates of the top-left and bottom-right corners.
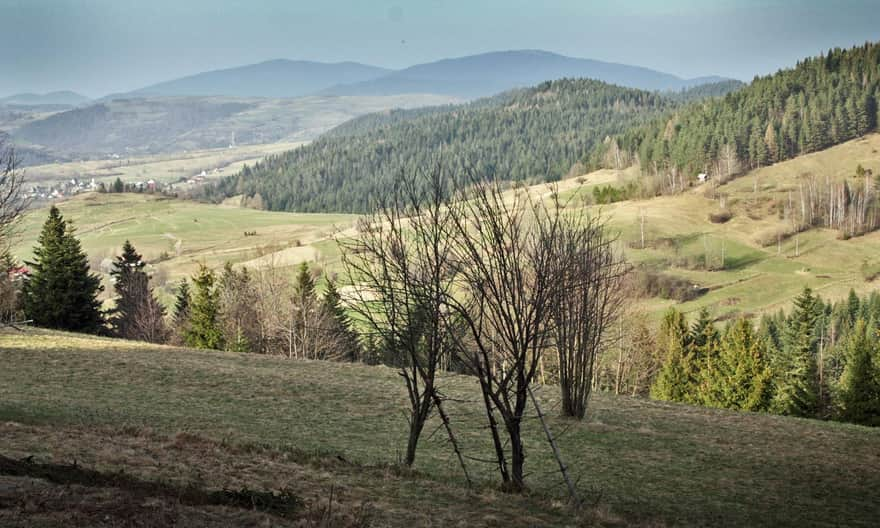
[861, 260, 880, 282]
[633, 268, 706, 302]
[755, 226, 795, 247]
[708, 210, 733, 223]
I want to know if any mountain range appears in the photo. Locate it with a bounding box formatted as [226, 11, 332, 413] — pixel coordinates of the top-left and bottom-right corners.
[104, 50, 732, 101]
[110, 60, 391, 99]
[321, 50, 730, 99]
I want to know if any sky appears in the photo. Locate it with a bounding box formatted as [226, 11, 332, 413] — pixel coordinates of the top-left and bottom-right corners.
[2, 0, 879, 98]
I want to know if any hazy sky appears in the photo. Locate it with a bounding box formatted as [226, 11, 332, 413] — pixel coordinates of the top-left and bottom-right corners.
[2, 0, 879, 98]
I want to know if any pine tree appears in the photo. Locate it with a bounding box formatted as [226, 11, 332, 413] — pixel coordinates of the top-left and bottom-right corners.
[218, 262, 256, 353]
[112, 177, 124, 193]
[773, 287, 821, 416]
[173, 279, 190, 326]
[323, 278, 361, 361]
[704, 319, 773, 411]
[23, 206, 104, 333]
[184, 265, 224, 350]
[109, 240, 166, 342]
[294, 261, 315, 300]
[839, 319, 880, 426]
[846, 289, 861, 327]
[688, 308, 719, 403]
[764, 121, 779, 163]
[651, 309, 692, 402]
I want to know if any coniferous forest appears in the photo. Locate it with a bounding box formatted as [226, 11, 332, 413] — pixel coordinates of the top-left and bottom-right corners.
[649, 289, 880, 427]
[202, 79, 739, 212]
[618, 42, 880, 190]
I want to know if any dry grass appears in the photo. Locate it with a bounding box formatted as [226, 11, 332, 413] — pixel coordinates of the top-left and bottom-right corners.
[3, 328, 880, 526]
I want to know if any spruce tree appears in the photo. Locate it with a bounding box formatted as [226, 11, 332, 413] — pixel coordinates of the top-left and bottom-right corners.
[688, 308, 719, 403]
[651, 309, 692, 402]
[184, 265, 224, 350]
[323, 278, 361, 361]
[773, 287, 821, 416]
[172, 279, 190, 326]
[704, 319, 773, 411]
[839, 319, 880, 426]
[23, 206, 104, 333]
[109, 240, 166, 342]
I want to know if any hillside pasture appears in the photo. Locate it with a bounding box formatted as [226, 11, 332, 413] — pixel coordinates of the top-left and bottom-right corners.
[1, 329, 879, 526]
[12, 193, 355, 302]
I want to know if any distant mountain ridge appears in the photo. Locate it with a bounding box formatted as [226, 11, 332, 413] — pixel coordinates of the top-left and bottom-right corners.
[0, 91, 90, 106]
[322, 50, 732, 99]
[107, 51, 734, 101]
[107, 60, 391, 99]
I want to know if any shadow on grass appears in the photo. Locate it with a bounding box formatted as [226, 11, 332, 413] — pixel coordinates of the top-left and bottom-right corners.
[0, 454, 301, 518]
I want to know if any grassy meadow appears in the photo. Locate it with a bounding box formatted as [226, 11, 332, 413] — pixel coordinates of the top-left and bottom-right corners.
[12, 193, 355, 304]
[22, 141, 308, 188]
[1, 329, 879, 526]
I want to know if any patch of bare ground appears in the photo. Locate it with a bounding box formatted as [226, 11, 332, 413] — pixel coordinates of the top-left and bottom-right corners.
[0, 422, 590, 528]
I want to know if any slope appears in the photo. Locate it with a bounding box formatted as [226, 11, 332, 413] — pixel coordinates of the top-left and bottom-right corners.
[616, 42, 880, 191]
[206, 78, 732, 213]
[539, 134, 880, 320]
[1, 329, 878, 527]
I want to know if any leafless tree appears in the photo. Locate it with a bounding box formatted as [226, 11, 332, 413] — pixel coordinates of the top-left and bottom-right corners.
[250, 260, 346, 360]
[219, 263, 261, 352]
[128, 274, 170, 344]
[339, 163, 465, 470]
[549, 205, 629, 419]
[443, 177, 564, 492]
[0, 139, 28, 261]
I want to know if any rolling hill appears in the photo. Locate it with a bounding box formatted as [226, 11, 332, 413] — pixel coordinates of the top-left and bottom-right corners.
[324, 49, 734, 99]
[616, 42, 880, 191]
[12, 133, 880, 323]
[0, 328, 878, 526]
[113, 60, 390, 99]
[9, 93, 458, 159]
[204, 78, 740, 213]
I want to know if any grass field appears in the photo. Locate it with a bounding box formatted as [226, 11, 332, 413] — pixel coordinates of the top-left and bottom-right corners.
[22, 141, 308, 188]
[11, 193, 355, 303]
[1, 329, 879, 526]
[589, 134, 880, 320]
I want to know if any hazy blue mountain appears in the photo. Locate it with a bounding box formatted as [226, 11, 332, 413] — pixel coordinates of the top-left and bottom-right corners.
[0, 91, 90, 106]
[112, 60, 391, 99]
[322, 50, 734, 98]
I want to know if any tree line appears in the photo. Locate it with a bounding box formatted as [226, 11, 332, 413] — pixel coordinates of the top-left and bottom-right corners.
[604, 288, 880, 427]
[3, 205, 361, 363]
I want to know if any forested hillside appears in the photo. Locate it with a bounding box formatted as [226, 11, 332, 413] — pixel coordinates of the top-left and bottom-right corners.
[618, 42, 880, 190]
[206, 79, 739, 212]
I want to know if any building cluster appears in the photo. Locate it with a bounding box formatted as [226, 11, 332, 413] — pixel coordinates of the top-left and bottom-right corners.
[26, 178, 100, 199]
